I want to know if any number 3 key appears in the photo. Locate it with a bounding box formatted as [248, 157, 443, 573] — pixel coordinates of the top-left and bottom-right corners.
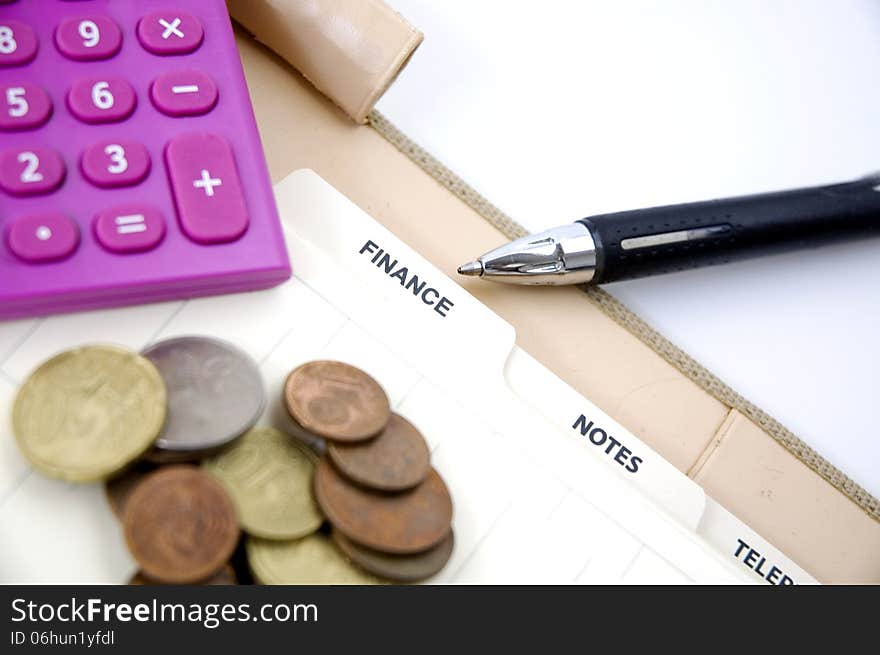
[81, 140, 151, 188]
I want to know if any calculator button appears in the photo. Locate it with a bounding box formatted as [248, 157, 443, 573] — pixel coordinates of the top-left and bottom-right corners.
[67, 77, 136, 124]
[7, 213, 79, 263]
[150, 70, 218, 117]
[93, 205, 165, 254]
[81, 140, 151, 188]
[165, 133, 249, 244]
[0, 83, 52, 131]
[55, 15, 122, 61]
[137, 11, 203, 56]
[0, 20, 38, 68]
[0, 147, 65, 196]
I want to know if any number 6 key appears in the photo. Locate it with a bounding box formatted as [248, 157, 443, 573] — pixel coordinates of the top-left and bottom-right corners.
[67, 77, 136, 123]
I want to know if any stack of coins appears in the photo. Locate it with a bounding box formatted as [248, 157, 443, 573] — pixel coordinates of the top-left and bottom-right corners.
[11, 339, 455, 584]
[266, 361, 455, 583]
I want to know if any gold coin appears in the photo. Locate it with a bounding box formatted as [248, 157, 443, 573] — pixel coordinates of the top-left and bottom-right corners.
[246, 533, 382, 585]
[13, 345, 167, 482]
[203, 426, 323, 540]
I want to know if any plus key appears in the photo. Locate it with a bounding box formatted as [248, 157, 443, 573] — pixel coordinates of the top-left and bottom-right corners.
[165, 133, 249, 244]
[193, 169, 222, 196]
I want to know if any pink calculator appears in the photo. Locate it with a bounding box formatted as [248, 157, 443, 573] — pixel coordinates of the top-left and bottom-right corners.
[0, 0, 291, 320]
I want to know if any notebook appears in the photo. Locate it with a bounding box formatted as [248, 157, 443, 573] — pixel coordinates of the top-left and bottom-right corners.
[0, 170, 816, 584]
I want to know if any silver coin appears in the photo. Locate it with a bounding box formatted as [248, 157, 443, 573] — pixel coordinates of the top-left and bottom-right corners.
[142, 336, 265, 452]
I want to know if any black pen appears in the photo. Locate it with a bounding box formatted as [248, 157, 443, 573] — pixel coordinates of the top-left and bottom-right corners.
[457, 174, 880, 285]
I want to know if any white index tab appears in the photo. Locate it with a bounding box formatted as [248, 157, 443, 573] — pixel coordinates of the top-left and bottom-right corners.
[698, 498, 817, 584]
[504, 347, 707, 530]
[274, 169, 516, 386]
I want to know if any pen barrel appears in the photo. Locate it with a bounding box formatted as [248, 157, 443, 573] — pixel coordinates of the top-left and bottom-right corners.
[580, 177, 880, 284]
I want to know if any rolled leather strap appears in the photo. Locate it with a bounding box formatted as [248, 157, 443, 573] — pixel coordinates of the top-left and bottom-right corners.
[227, 0, 423, 123]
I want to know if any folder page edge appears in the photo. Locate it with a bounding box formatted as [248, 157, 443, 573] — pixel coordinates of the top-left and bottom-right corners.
[284, 206, 751, 584]
[277, 169, 815, 583]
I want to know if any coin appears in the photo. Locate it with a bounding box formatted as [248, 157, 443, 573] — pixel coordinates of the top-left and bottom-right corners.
[314, 458, 453, 554]
[203, 426, 323, 540]
[129, 564, 238, 585]
[123, 466, 240, 584]
[327, 413, 431, 491]
[142, 446, 219, 465]
[246, 534, 382, 585]
[12, 345, 166, 482]
[105, 465, 155, 519]
[283, 361, 390, 442]
[332, 529, 454, 582]
[142, 336, 265, 454]
[284, 417, 328, 455]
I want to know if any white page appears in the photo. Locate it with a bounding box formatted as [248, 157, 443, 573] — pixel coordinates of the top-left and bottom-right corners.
[275, 170, 813, 584]
[376, 0, 880, 498]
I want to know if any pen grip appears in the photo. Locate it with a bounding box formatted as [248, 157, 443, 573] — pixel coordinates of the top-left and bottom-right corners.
[580, 177, 880, 284]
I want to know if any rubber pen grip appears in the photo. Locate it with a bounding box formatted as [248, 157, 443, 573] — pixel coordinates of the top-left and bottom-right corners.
[580, 177, 880, 284]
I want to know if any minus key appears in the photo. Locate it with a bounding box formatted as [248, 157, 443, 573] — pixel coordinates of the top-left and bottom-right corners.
[150, 70, 218, 117]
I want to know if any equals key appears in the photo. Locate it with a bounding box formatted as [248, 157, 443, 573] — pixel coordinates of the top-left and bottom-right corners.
[94, 206, 166, 254]
[150, 70, 218, 117]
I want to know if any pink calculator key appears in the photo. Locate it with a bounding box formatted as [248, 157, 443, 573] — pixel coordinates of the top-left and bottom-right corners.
[81, 140, 151, 188]
[0, 146, 65, 196]
[150, 70, 218, 117]
[137, 11, 204, 56]
[165, 133, 249, 244]
[55, 15, 122, 61]
[94, 205, 165, 254]
[0, 19, 38, 67]
[0, 83, 52, 130]
[7, 212, 80, 263]
[67, 77, 136, 123]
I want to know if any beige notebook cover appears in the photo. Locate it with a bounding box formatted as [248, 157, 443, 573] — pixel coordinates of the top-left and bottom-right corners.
[228, 23, 878, 582]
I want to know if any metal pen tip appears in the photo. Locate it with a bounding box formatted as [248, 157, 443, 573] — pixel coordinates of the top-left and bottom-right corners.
[457, 260, 483, 277]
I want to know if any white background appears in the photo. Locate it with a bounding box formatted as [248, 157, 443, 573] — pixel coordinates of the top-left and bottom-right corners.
[377, 0, 880, 496]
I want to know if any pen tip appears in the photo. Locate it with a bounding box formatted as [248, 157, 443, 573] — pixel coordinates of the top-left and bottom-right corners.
[457, 260, 483, 277]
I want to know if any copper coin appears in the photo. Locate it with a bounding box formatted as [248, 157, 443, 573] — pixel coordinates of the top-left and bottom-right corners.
[327, 414, 430, 491]
[123, 466, 240, 584]
[104, 466, 155, 519]
[314, 458, 452, 554]
[284, 361, 390, 442]
[333, 529, 454, 582]
[285, 416, 328, 456]
[129, 564, 238, 585]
